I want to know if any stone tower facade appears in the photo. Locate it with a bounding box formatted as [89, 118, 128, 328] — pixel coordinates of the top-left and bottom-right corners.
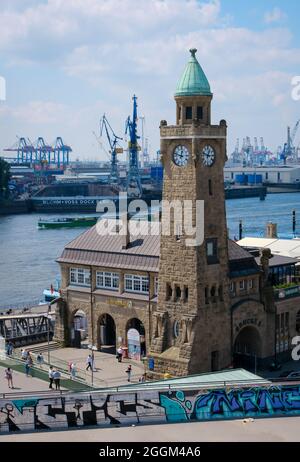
[149, 49, 232, 376]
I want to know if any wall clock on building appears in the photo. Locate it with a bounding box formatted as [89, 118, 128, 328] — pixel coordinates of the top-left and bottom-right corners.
[173, 145, 189, 166]
[202, 145, 215, 167]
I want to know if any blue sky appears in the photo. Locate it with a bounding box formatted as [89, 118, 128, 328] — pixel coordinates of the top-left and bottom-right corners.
[0, 0, 300, 161]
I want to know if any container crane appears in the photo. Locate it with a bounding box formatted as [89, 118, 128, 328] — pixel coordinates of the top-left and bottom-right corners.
[125, 95, 142, 198]
[281, 120, 300, 164]
[100, 114, 123, 184]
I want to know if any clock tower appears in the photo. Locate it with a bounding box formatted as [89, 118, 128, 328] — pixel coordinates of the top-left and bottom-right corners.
[149, 49, 231, 376]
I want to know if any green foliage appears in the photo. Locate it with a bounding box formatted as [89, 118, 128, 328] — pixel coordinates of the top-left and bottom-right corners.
[274, 282, 298, 289]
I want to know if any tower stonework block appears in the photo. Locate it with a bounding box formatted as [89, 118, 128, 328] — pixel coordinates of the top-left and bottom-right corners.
[149, 49, 232, 376]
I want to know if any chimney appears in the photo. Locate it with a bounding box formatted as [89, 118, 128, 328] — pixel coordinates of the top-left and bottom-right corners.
[266, 222, 277, 239]
[121, 212, 130, 249]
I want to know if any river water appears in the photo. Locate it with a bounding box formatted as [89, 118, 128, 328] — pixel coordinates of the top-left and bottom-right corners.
[0, 192, 300, 307]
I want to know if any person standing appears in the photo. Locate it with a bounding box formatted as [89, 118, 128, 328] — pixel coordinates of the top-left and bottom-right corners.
[53, 369, 61, 390]
[125, 365, 132, 382]
[116, 346, 123, 363]
[37, 353, 44, 367]
[86, 354, 93, 371]
[48, 366, 54, 389]
[25, 358, 31, 377]
[70, 363, 76, 380]
[5, 368, 13, 388]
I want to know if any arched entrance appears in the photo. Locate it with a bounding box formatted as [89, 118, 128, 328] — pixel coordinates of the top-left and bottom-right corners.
[126, 318, 146, 360]
[98, 314, 116, 354]
[233, 326, 262, 372]
[71, 309, 88, 347]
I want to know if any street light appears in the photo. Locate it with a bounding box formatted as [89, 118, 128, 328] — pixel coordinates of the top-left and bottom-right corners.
[88, 344, 97, 386]
[45, 312, 52, 365]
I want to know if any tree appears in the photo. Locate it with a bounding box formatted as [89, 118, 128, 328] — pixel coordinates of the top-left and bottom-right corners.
[0, 157, 11, 199]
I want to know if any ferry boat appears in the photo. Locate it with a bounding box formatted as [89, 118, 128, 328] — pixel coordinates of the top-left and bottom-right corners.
[38, 216, 99, 229]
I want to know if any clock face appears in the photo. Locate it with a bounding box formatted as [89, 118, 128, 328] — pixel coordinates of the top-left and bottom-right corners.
[173, 145, 189, 167]
[202, 145, 215, 167]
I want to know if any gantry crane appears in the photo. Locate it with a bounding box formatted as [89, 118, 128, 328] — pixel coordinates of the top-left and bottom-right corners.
[100, 114, 123, 184]
[281, 120, 300, 164]
[125, 95, 142, 198]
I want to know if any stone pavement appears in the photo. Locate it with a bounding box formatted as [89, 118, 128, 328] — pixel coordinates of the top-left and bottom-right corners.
[41, 344, 145, 388]
[0, 365, 60, 394]
[1, 416, 300, 442]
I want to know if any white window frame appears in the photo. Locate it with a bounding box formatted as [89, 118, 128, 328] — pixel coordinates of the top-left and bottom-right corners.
[70, 268, 91, 286]
[125, 274, 149, 294]
[229, 281, 235, 293]
[96, 271, 119, 290]
[248, 279, 253, 289]
[239, 280, 245, 290]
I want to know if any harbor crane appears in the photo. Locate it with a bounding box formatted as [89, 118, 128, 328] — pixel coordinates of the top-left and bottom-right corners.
[281, 120, 300, 164]
[125, 95, 143, 198]
[100, 114, 123, 184]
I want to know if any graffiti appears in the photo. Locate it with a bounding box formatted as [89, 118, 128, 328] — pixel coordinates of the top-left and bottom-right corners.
[1, 385, 300, 433]
[159, 386, 300, 422]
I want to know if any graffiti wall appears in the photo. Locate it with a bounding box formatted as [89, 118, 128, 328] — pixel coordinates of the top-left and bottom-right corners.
[1, 385, 300, 433]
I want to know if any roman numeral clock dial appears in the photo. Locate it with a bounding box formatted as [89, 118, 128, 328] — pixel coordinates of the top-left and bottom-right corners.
[173, 145, 189, 166]
[202, 145, 215, 167]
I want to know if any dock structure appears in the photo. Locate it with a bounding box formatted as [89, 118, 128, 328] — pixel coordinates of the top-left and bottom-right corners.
[0, 311, 54, 346]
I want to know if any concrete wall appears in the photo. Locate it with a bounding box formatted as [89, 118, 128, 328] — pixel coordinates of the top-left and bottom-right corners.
[2, 384, 300, 433]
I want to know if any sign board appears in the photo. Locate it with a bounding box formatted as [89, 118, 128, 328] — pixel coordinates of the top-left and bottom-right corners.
[127, 328, 140, 360]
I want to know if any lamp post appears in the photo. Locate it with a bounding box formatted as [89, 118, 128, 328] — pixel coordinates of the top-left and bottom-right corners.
[45, 311, 52, 365]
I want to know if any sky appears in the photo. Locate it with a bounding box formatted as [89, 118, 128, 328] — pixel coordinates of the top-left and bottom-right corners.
[0, 0, 300, 162]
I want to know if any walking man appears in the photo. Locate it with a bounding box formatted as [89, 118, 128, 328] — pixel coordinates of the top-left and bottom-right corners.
[116, 346, 123, 363]
[53, 369, 61, 390]
[70, 363, 76, 380]
[86, 354, 93, 371]
[48, 366, 54, 389]
[125, 364, 132, 382]
[5, 367, 14, 388]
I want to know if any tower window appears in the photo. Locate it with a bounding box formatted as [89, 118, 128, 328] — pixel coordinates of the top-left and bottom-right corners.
[206, 238, 219, 264]
[185, 287, 189, 301]
[185, 106, 192, 119]
[166, 283, 172, 300]
[208, 179, 212, 196]
[197, 106, 203, 120]
[175, 286, 181, 300]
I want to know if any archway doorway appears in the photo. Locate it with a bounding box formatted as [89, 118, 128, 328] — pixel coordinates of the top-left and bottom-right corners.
[233, 326, 262, 372]
[98, 314, 116, 354]
[71, 310, 88, 347]
[126, 318, 146, 360]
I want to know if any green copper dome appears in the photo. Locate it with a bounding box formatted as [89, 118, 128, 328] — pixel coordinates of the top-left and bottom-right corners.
[175, 48, 212, 97]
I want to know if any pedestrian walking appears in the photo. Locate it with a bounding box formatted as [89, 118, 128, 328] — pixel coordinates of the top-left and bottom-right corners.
[37, 353, 44, 367]
[53, 370, 61, 390]
[21, 348, 28, 360]
[86, 354, 93, 371]
[48, 366, 54, 389]
[125, 365, 132, 382]
[70, 363, 76, 380]
[6, 341, 13, 356]
[116, 346, 123, 362]
[25, 359, 31, 377]
[5, 368, 14, 388]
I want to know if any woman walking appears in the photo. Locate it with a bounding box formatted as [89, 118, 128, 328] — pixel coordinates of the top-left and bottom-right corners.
[5, 368, 14, 388]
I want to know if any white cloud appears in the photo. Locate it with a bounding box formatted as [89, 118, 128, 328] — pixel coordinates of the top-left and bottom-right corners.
[264, 7, 287, 24]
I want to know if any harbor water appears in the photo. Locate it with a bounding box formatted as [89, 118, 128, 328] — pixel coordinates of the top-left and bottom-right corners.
[0, 192, 300, 307]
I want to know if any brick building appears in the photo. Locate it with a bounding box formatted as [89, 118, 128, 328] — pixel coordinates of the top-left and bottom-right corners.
[55, 49, 300, 377]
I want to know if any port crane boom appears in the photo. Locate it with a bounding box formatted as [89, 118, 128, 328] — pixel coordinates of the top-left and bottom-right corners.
[100, 115, 123, 184]
[125, 95, 142, 198]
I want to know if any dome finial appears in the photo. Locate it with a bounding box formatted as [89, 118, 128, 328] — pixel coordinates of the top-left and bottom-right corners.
[189, 48, 197, 58]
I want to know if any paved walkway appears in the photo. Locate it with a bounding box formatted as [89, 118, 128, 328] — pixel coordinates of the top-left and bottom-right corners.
[0, 366, 58, 394]
[1, 416, 300, 442]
